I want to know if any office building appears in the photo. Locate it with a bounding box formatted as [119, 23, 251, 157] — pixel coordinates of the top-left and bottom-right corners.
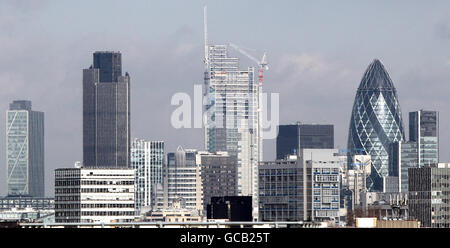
[390, 141, 418, 193]
[54, 166, 135, 223]
[83, 51, 130, 168]
[143, 208, 202, 223]
[204, 23, 262, 219]
[307, 160, 340, 223]
[198, 151, 237, 212]
[348, 59, 405, 191]
[164, 147, 203, 213]
[409, 163, 450, 228]
[0, 208, 54, 223]
[6, 100, 44, 197]
[131, 139, 164, 211]
[383, 176, 400, 193]
[276, 123, 334, 160]
[259, 156, 302, 221]
[0, 196, 54, 211]
[300, 149, 344, 224]
[258, 149, 343, 223]
[390, 110, 439, 193]
[409, 110, 439, 166]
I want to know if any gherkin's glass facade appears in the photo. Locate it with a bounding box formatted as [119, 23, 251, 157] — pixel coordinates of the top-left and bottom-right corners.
[348, 59, 405, 191]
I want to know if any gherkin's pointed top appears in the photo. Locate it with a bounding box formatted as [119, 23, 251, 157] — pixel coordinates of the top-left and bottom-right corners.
[372, 58, 382, 64]
[358, 59, 395, 90]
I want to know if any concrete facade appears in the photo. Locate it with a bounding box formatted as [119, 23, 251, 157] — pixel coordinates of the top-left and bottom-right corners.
[54, 167, 135, 223]
[259, 157, 302, 221]
[409, 163, 450, 227]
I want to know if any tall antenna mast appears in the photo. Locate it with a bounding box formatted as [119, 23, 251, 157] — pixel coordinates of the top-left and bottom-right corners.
[203, 5, 208, 69]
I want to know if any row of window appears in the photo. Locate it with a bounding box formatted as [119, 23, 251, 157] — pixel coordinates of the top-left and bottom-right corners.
[80, 188, 133, 193]
[55, 196, 80, 201]
[259, 176, 299, 182]
[81, 204, 134, 209]
[81, 211, 135, 216]
[55, 188, 79, 194]
[55, 204, 135, 209]
[313, 168, 340, 174]
[81, 180, 134, 185]
[55, 180, 80, 186]
[314, 175, 339, 182]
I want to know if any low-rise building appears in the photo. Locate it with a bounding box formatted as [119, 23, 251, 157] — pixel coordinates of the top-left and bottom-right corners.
[54, 166, 135, 223]
[360, 192, 408, 220]
[259, 149, 345, 225]
[258, 156, 302, 221]
[376, 220, 420, 228]
[143, 209, 202, 223]
[0, 208, 54, 223]
[0, 196, 54, 211]
[143, 198, 202, 222]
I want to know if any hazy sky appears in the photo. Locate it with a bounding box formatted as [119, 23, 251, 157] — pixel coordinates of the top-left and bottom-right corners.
[1, 0, 450, 197]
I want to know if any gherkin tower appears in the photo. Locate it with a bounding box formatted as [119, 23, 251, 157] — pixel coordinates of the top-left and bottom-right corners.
[348, 59, 405, 191]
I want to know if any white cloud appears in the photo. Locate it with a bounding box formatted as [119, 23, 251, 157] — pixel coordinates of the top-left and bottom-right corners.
[276, 53, 330, 76]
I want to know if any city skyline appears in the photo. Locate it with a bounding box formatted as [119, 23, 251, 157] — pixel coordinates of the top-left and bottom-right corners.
[1, 1, 450, 197]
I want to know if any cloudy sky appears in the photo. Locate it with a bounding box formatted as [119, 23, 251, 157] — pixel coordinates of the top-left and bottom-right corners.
[1, 0, 450, 197]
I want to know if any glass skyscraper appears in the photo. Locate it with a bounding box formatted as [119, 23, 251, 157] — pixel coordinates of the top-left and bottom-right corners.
[391, 110, 439, 192]
[348, 59, 405, 191]
[131, 139, 164, 210]
[203, 44, 261, 220]
[409, 110, 439, 166]
[390, 141, 418, 192]
[83, 51, 130, 168]
[276, 123, 334, 160]
[6, 100, 44, 197]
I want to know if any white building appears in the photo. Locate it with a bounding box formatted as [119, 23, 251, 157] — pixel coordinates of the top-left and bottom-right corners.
[301, 149, 345, 224]
[164, 147, 203, 214]
[347, 155, 371, 210]
[55, 166, 135, 223]
[131, 139, 164, 211]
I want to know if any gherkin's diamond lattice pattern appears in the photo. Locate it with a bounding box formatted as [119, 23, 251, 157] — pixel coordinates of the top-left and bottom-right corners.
[348, 59, 405, 191]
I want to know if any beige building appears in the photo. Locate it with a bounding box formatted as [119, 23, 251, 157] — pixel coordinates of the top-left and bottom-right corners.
[144, 209, 202, 223]
[376, 220, 420, 228]
[144, 199, 202, 222]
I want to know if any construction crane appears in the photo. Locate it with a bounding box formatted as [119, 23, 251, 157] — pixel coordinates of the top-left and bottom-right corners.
[228, 43, 268, 85]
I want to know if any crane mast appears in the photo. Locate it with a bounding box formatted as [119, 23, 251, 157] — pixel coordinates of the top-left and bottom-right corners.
[203, 6, 209, 69]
